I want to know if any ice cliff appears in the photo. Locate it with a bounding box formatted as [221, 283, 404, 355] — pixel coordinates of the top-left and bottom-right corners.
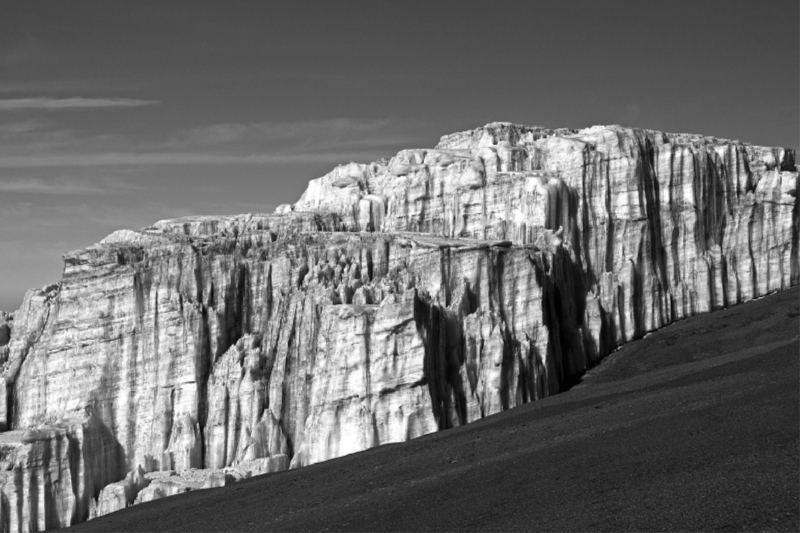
[0, 123, 796, 530]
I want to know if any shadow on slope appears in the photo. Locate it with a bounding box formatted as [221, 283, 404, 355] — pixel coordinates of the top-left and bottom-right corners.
[65, 288, 800, 532]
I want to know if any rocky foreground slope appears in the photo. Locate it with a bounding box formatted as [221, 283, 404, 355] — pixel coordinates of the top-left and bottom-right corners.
[0, 123, 796, 531]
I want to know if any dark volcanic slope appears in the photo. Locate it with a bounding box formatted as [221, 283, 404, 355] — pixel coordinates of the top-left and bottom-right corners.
[67, 288, 800, 532]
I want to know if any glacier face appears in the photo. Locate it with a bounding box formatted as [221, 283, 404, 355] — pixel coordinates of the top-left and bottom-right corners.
[0, 123, 796, 530]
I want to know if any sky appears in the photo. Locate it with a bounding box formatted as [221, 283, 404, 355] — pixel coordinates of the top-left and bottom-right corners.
[1, 0, 798, 312]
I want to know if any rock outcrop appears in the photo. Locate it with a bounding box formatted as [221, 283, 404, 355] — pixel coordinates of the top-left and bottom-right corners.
[0, 122, 796, 530]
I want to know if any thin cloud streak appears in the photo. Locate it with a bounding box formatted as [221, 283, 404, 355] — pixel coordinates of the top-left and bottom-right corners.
[0, 97, 158, 110]
[0, 119, 43, 134]
[0, 150, 393, 167]
[174, 118, 425, 146]
[0, 177, 137, 195]
[0, 117, 424, 167]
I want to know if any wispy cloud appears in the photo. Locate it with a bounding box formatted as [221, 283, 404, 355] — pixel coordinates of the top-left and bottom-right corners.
[167, 117, 427, 158]
[0, 113, 435, 174]
[0, 116, 427, 167]
[0, 176, 137, 194]
[0, 97, 158, 110]
[176, 118, 417, 146]
[0, 119, 43, 134]
[0, 151, 388, 168]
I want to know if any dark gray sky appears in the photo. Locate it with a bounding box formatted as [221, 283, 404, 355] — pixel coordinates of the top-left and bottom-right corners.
[1, 0, 798, 311]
